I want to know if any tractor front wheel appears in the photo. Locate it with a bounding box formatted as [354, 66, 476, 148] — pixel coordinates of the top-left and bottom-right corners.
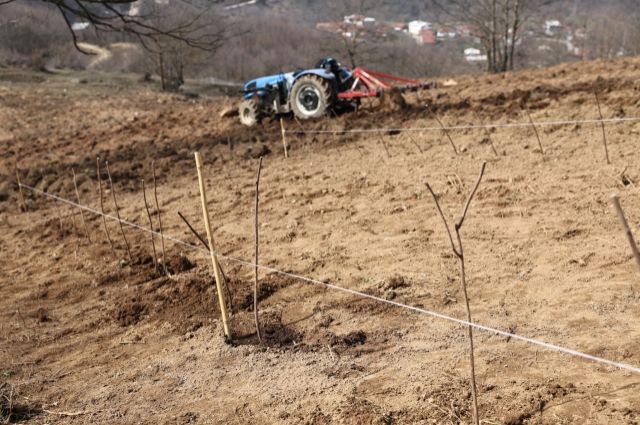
[239, 98, 260, 127]
[290, 75, 334, 120]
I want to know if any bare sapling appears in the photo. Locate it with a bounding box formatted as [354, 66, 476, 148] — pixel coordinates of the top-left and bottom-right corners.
[407, 132, 424, 154]
[15, 166, 27, 212]
[177, 210, 234, 313]
[72, 169, 91, 242]
[594, 90, 610, 164]
[254, 157, 264, 343]
[56, 206, 65, 233]
[611, 194, 640, 272]
[96, 157, 116, 257]
[142, 179, 159, 272]
[280, 118, 289, 158]
[69, 206, 79, 235]
[152, 161, 169, 276]
[428, 107, 459, 155]
[106, 161, 133, 264]
[524, 107, 544, 156]
[178, 211, 209, 249]
[472, 110, 499, 156]
[426, 161, 487, 425]
[378, 132, 392, 158]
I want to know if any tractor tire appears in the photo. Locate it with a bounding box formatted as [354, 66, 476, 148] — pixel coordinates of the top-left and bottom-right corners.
[290, 75, 334, 120]
[239, 98, 260, 127]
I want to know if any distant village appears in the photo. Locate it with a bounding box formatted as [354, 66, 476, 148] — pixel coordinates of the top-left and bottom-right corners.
[316, 15, 588, 64]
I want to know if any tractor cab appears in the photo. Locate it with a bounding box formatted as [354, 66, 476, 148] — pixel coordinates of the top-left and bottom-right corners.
[315, 57, 354, 91]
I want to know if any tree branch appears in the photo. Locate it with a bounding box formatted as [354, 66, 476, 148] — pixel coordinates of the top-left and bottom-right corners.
[457, 162, 487, 230]
[426, 183, 460, 258]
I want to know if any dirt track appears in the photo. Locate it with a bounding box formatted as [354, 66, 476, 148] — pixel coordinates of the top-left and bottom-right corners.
[1, 58, 640, 424]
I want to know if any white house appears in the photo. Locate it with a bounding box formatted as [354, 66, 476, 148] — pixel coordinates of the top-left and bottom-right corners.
[363, 17, 376, 28]
[71, 22, 90, 31]
[464, 48, 487, 62]
[544, 20, 562, 36]
[408, 20, 432, 36]
[436, 28, 457, 39]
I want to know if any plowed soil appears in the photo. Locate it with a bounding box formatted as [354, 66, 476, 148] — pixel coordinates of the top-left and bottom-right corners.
[1, 57, 640, 424]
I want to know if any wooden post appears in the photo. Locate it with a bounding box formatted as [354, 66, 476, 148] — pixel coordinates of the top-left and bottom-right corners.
[254, 157, 264, 343]
[15, 166, 27, 212]
[194, 151, 231, 340]
[72, 169, 91, 242]
[594, 91, 610, 164]
[611, 194, 640, 272]
[280, 118, 289, 158]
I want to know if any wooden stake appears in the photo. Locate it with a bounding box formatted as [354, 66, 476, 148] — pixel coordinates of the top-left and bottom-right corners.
[280, 118, 289, 158]
[72, 169, 91, 242]
[96, 157, 116, 256]
[152, 161, 169, 276]
[611, 194, 640, 272]
[15, 166, 27, 212]
[594, 91, 611, 164]
[254, 157, 264, 343]
[194, 151, 231, 340]
[106, 161, 132, 264]
[142, 179, 159, 272]
[524, 108, 544, 155]
[427, 161, 487, 425]
[178, 210, 234, 313]
[429, 107, 458, 155]
[378, 131, 392, 158]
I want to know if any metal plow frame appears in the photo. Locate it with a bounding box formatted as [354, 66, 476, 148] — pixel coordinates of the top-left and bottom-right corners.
[338, 68, 432, 100]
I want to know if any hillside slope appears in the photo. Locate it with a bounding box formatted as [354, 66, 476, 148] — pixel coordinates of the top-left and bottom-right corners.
[1, 57, 640, 424]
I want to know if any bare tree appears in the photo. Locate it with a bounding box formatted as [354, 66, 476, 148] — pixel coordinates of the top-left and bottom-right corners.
[435, 0, 540, 73]
[0, 0, 230, 56]
[324, 0, 384, 68]
[141, 1, 224, 91]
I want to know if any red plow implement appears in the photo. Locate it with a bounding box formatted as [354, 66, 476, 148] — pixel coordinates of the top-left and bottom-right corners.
[338, 68, 434, 100]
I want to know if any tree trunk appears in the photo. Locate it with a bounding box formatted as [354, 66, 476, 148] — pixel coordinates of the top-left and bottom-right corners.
[502, 0, 511, 72]
[158, 52, 166, 91]
[490, 0, 498, 72]
[509, 0, 521, 70]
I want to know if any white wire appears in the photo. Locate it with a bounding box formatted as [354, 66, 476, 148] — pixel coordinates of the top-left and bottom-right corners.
[20, 183, 640, 376]
[283, 117, 640, 135]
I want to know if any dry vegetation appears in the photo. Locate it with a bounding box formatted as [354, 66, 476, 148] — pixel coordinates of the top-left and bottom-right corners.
[1, 56, 640, 424]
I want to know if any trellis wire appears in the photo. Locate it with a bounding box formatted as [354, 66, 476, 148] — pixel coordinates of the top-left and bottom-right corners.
[18, 182, 640, 376]
[282, 116, 640, 135]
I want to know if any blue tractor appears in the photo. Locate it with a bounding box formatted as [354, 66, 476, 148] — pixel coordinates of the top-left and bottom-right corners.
[238, 58, 354, 126]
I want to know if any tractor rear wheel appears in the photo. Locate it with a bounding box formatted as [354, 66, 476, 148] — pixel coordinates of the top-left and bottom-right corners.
[290, 75, 334, 120]
[239, 98, 260, 127]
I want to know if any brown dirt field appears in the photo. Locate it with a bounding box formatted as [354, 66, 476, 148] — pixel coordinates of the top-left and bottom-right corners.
[1, 58, 640, 424]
